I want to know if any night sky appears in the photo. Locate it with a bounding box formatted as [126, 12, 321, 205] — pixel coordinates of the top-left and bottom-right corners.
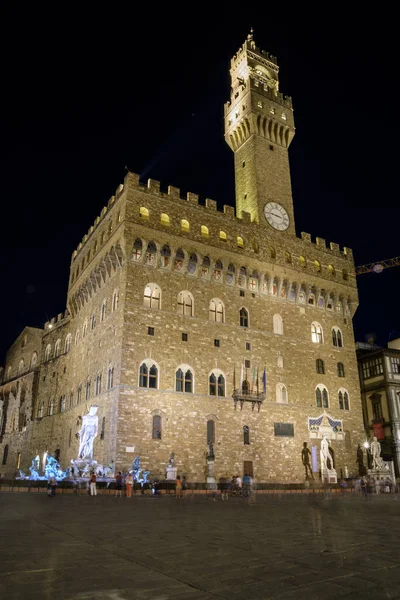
[1, 7, 399, 363]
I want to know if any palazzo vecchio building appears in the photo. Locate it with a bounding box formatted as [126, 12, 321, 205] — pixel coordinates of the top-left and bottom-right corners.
[0, 34, 365, 482]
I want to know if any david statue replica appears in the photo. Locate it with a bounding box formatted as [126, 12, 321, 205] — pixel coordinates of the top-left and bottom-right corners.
[78, 405, 99, 460]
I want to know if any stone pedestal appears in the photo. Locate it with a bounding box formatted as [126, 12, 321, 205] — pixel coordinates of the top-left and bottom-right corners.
[166, 466, 177, 481]
[321, 467, 337, 484]
[368, 466, 394, 493]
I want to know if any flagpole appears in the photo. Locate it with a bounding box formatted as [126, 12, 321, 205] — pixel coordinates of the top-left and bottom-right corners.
[233, 364, 236, 392]
[256, 366, 259, 395]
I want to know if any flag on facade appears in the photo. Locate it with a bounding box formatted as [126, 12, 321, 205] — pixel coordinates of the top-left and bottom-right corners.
[251, 365, 257, 392]
[239, 361, 244, 390]
[233, 365, 236, 391]
[262, 367, 267, 394]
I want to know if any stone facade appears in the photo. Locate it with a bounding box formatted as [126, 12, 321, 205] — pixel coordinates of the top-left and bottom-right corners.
[0, 35, 365, 482]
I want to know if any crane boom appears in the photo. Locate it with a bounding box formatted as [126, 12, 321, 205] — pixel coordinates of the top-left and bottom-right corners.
[355, 256, 400, 275]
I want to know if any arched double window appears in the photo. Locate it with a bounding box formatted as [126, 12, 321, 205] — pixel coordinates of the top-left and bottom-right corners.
[316, 384, 329, 408]
[54, 339, 61, 358]
[311, 322, 323, 344]
[49, 399, 55, 416]
[276, 383, 288, 404]
[209, 370, 225, 397]
[60, 396, 66, 413]
[64, 334, 71, 354]
[209, 299, 225, 323]
[38, 402, 44, 418]
[177, 291, 194, 316]
[30, 352, 38, 369]
[112, 289, 119, 311]
[145, 241, 157, 266]
[144, 284, 161, 309]
[152, 415, 162, 439]
[139, 360, 158, 389]
[176, 365, 193, 393]
[132, 238, 143, 261]
[45, 344, 52, 362]
[337, 362, 345, 377]
[95, 373, 102, 395]
[332, 327, 343, 347]
[85, 380, 91, 400]
[77, 385, 82, 404]
[273, 314, 283, 335]
[316, 359, 325, 374]
[239, 307, 249, 328]
[107, 366, 114, 390]
[338, 388, 350, 410]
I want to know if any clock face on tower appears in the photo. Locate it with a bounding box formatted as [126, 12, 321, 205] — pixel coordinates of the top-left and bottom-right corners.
[264, 202, 289, 231]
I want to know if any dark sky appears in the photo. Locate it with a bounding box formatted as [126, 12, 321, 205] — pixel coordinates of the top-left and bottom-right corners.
[1, 6, 399, 362]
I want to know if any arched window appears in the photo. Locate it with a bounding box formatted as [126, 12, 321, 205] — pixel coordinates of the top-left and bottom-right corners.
[209, 371, 225, 396]
[54, 339, 61, 358]
[270, 246, 276, 260]
[140, 206, 149, 219]
[69, 391, 74, 409]
[2, 444, 8, 465]
[18, 359, 24, 375]
[90, 314, 96, 330]
[316, 359, 325, 374]
[332, 327, 343, 347]
[237, 236, 244, 248]
[316, 385, 329, 408]
[338, 389, 350, 410]
[243, 425, 250, 445]
[285, 251, 292, 264]
[45, 344, 52, 361]
[214, 260, 223, 282]
[60, 396, 66, 413]
[176, 366, 193, 393]
[107, 366, 114, 390]
[160, 213, 170, 226]
[299, 255, 306, 268]
[77, 385, 82, 404]
[112, 289, 119, 311]
[209, 299, 224, 323]
[342, 269, 348, 281]
[219, 231, 227, 241]
[277, 354, 284, 368]
[38, 402, 44, 418]
[49, 399, 55, 416]
[201, 225, 209, 236]
[337, 362, 345, 377]
[145, 241, 157, 266]
[100, 417, 105, 440]
[311, 322, 323, 344]
[242, 380, 250, 394]
[276, 383, 288, 404]
[30, 352, 38, 369]
[82, 319, 88, 338]
[100, 299, 107, 322]
[239, 307, 249, 328]
[273, 314, 283, 335]
[328, 264, 335, 277]
[132, 238, 143, 261]
[75, 330, 80, 346]
[64, 334, 71, 354]
[238, 266, 247, 288]
[152, 415, 162, 439]
[181, 219, 190, 232]
[85, 380, 91, 400]
[207, 419, 215, 444]
[95, 373, 102, 395]
[314, 260, 321, 273]
[139, 360, 158, 389]
[177, 291, 194, 317]
[143, 284, 161, 309]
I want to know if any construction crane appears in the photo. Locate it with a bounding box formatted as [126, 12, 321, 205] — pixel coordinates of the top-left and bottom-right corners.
[355, 256, 400, 275]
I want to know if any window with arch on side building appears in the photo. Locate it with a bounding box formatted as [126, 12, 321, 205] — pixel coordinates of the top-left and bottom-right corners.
[276, 383, 288, 404]
[207, 419, 215, 444]
[45, 344, 52, 362]
[209, 370, 225, 396]
[139, 360, 158, 389]
[338, 388, 350, 410]
[64, 334, 72, 354]
[30, 352, 38, 369]
[311, 322, 323, 344]
[107, 366, 114, 390]
[152, 415, 162, 439]
[332, 327, 343, 347]
[337, 362, 345, 377]
[209, 299, 225, 323]
[243, 425, 250, 445]
[143, 284, 161, 309]
[38, 402, 44, 418]
[273, 314, 283, 335]
[239, 307, 249, 328]
[112, 289, 119, 311]
[177, 291, 194, 317]
[175, 365, 194, 393]
[316, 359, 325, 374]
[316, 384, 329, 408]
[54, 339, 61, 358]
[95, 373, 102, 395]
[49, 398, 55, 416]
[100, 299, 107, 322]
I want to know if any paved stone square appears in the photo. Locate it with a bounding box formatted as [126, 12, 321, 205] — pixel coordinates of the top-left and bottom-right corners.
[1, 491, 400, 600]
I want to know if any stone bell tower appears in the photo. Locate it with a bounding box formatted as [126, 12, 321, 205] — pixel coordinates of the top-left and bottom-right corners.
[224, 31, 296, 234]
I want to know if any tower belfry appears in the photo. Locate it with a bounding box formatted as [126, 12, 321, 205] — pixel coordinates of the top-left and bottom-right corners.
[224, 32, 295, 233]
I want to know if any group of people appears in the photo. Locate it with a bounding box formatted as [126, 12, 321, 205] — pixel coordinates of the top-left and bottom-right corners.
[218, 474, 254, 500]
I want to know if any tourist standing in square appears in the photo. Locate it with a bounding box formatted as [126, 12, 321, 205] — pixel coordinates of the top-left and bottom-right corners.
[115, 471, 123, 497]
[125, 473, 133, 497]
[90, 472, 97, 496]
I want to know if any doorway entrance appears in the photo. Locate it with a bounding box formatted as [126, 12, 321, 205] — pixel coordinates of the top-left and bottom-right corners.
[243, 460, 253, 477]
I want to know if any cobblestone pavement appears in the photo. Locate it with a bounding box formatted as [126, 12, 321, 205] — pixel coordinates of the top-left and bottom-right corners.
[1, 492, 400, 600]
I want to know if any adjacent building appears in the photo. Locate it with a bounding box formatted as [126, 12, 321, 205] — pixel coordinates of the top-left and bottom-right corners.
[357, 338, 400, 475]
[0, 34, 366, 482]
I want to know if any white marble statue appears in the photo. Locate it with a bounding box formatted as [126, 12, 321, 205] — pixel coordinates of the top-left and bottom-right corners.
[78, 406, 99, 460]
[370, 436, 385, 470]
[320, 435, 334, 471]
